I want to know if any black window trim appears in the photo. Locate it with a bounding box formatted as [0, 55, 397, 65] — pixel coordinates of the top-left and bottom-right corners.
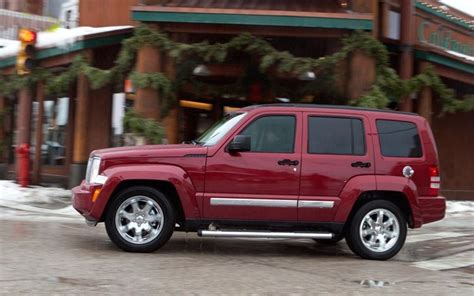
[375, 119, 424, 158]
[234, 114, 298, 154]
[307, 115, 367, 156]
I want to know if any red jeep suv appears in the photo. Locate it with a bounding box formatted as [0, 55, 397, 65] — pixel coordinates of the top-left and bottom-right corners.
[72, 104, 446, 260]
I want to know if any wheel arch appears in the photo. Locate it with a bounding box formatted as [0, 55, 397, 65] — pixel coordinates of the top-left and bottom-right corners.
[99, 180, 186, 225]
[343, 191, 415, 230]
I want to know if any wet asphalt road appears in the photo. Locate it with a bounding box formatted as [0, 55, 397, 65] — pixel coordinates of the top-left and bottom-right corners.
[0, 208, 473, 295]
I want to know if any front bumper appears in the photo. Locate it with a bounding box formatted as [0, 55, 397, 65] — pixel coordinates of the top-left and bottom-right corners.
[72, 181, 102, 225]
[418, 195, 446, 225]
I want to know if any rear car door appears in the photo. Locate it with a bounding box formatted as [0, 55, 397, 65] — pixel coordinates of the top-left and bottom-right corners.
[204, 111, 302, 221]
[299, 111, 375, 222]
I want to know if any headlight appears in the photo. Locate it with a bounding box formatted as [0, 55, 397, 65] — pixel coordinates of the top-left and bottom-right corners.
[85, 156, 101, 184]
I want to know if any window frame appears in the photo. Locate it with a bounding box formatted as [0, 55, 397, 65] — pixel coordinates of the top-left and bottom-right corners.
[306, 115, 367, 156]
[376, 119, 424, 158]
[235, 114, 297, 154]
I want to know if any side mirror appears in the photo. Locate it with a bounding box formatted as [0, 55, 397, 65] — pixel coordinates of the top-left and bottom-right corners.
[228, 135, 251, 153]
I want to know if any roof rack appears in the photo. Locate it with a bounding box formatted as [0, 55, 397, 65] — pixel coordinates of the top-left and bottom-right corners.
[242, 103, 419, 116]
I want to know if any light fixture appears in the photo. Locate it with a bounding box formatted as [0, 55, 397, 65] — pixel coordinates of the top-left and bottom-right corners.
[192, 64, 211, 76]
[297, 71, 316, 81]
[339, 0, 349, 9]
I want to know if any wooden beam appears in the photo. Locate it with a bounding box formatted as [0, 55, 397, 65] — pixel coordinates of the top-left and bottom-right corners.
[162, 23, 348, 38]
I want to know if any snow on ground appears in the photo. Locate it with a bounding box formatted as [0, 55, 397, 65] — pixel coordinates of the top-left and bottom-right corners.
[0, 180, 473, 223]
[0, 180, 80, 222]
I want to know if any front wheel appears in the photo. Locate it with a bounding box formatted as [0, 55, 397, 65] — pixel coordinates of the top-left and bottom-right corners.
[105, 186, 175, 252]
[345, 200, 407, 260]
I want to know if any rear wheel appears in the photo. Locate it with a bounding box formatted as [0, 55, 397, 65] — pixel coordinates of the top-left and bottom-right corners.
[345, 200, 407, 260]
[105, 186, 175, 252]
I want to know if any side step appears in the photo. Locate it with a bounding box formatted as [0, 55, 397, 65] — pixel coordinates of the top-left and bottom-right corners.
[198, 230, 334, 239]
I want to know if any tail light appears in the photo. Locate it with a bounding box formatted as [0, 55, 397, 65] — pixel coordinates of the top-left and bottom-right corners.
[429, 165, 440, 196]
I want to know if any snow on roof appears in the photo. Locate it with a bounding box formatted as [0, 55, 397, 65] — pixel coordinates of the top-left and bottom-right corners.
[445, 50, 474, 63]
[0, 26, 132, 60]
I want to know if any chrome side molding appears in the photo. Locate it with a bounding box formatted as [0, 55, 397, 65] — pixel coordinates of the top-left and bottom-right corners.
[210, 198, 296, 208]
[298, 200, 334, 208]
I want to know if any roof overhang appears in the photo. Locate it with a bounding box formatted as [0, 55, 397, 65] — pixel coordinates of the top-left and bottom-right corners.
[0, 27, 133, 70]
[132, 6, 373, 30]
[415, 50, 474, 75]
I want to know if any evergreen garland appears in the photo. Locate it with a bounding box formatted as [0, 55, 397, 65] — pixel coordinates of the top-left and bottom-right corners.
[123, 110, 164, 144]
[0, 25, 472, 119]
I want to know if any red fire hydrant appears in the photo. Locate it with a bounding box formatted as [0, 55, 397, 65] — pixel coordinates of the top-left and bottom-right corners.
[16, 143, 30, 187]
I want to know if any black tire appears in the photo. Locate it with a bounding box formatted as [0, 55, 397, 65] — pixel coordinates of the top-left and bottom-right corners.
[105, 186, 176, 252]
[345, 200, 407, 260]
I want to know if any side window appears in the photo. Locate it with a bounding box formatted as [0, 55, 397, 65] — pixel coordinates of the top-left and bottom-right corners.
[376, 120, 422, 157]
[308, 117, 365, 155]
[240, 115, 296, 153]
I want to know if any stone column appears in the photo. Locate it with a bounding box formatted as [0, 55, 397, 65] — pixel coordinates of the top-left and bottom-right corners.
[32, 82, 44, 185]
[162, 54, 179, 144]
[135, 45, 161, 120]
[16, 87, 33, 180]
[69, 73, 90, 187]
[347, 50, 376, 100]
[399, 0, 414, 112]
[418, 62, 433, 125]
[0, 95, 7, 179]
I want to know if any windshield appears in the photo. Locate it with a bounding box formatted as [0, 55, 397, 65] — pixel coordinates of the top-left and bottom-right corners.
[196, 112, 247, 146]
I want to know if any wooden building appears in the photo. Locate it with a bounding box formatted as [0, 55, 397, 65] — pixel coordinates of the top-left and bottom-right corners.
[0, 0, 472, 199]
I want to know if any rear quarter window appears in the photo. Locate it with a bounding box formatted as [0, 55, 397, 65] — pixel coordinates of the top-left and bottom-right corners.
[376, 119, 422, 157]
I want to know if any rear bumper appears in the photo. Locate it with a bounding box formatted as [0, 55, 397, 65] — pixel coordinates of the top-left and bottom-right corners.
[418, 195, 446, 225]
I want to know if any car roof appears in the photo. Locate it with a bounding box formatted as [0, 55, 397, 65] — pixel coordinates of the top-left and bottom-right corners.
[241, 104, 419, 117]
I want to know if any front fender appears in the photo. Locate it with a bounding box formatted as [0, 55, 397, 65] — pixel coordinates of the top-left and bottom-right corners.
[90, 164, 201, 221]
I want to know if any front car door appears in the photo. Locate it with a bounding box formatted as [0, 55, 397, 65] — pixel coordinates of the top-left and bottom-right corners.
[299, 111, 375, 222]
[204, 111, 302, 221]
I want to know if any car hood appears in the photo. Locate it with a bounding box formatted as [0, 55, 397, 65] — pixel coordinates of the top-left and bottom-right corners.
[91, 144, 208, 160]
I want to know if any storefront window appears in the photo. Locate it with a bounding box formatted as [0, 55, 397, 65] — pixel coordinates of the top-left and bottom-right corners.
[31, 98, 69, 166]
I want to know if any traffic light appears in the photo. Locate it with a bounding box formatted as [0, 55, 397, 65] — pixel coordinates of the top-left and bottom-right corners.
[16, 28, 37, 75]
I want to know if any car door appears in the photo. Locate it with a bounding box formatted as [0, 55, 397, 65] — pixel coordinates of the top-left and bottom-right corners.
[204, 111, 302, 221]
[299, 111, 375, 222]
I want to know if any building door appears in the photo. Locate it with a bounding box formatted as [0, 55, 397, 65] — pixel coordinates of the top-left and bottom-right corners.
[203, 112, 302, 221]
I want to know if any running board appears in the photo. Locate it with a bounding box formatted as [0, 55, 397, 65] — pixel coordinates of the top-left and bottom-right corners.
[198, 230, 334, 239]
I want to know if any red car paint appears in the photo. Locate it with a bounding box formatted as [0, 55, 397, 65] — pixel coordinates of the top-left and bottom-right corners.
[72, 105, 445, 231]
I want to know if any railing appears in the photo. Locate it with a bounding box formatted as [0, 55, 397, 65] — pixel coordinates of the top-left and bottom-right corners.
[0, 9, 59, 40]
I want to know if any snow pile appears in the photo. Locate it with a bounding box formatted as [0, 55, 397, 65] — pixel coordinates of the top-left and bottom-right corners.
[446, 201, 474, 214]
[0, 180, 81, 222]
[0, 26, 132, 59]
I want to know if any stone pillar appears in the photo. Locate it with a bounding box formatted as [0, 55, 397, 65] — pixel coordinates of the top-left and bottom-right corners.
[399, 0, 414, 112]
[135, 45, 161, 120]
[16, 87, 33, 179]
[0, 95, 7, 179]
[0, 95, 6, 159]
[418, 62, 433, 125]
[162, 54, 179, 144]
[69, 73, 90, 187]
[87, 85, 113, 152]
[32, 82, 44, 185]
[347, 50, 376, 100]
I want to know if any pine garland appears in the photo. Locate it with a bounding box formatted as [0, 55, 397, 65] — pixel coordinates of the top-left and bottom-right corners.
[0, 25, 472, 118]
[123, 110, 164, 144]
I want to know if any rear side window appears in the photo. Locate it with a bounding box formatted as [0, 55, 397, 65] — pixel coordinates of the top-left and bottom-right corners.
[308, 117, 365, 155]
[240, 115, 296, 153]
[376, 120, 422, 157]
